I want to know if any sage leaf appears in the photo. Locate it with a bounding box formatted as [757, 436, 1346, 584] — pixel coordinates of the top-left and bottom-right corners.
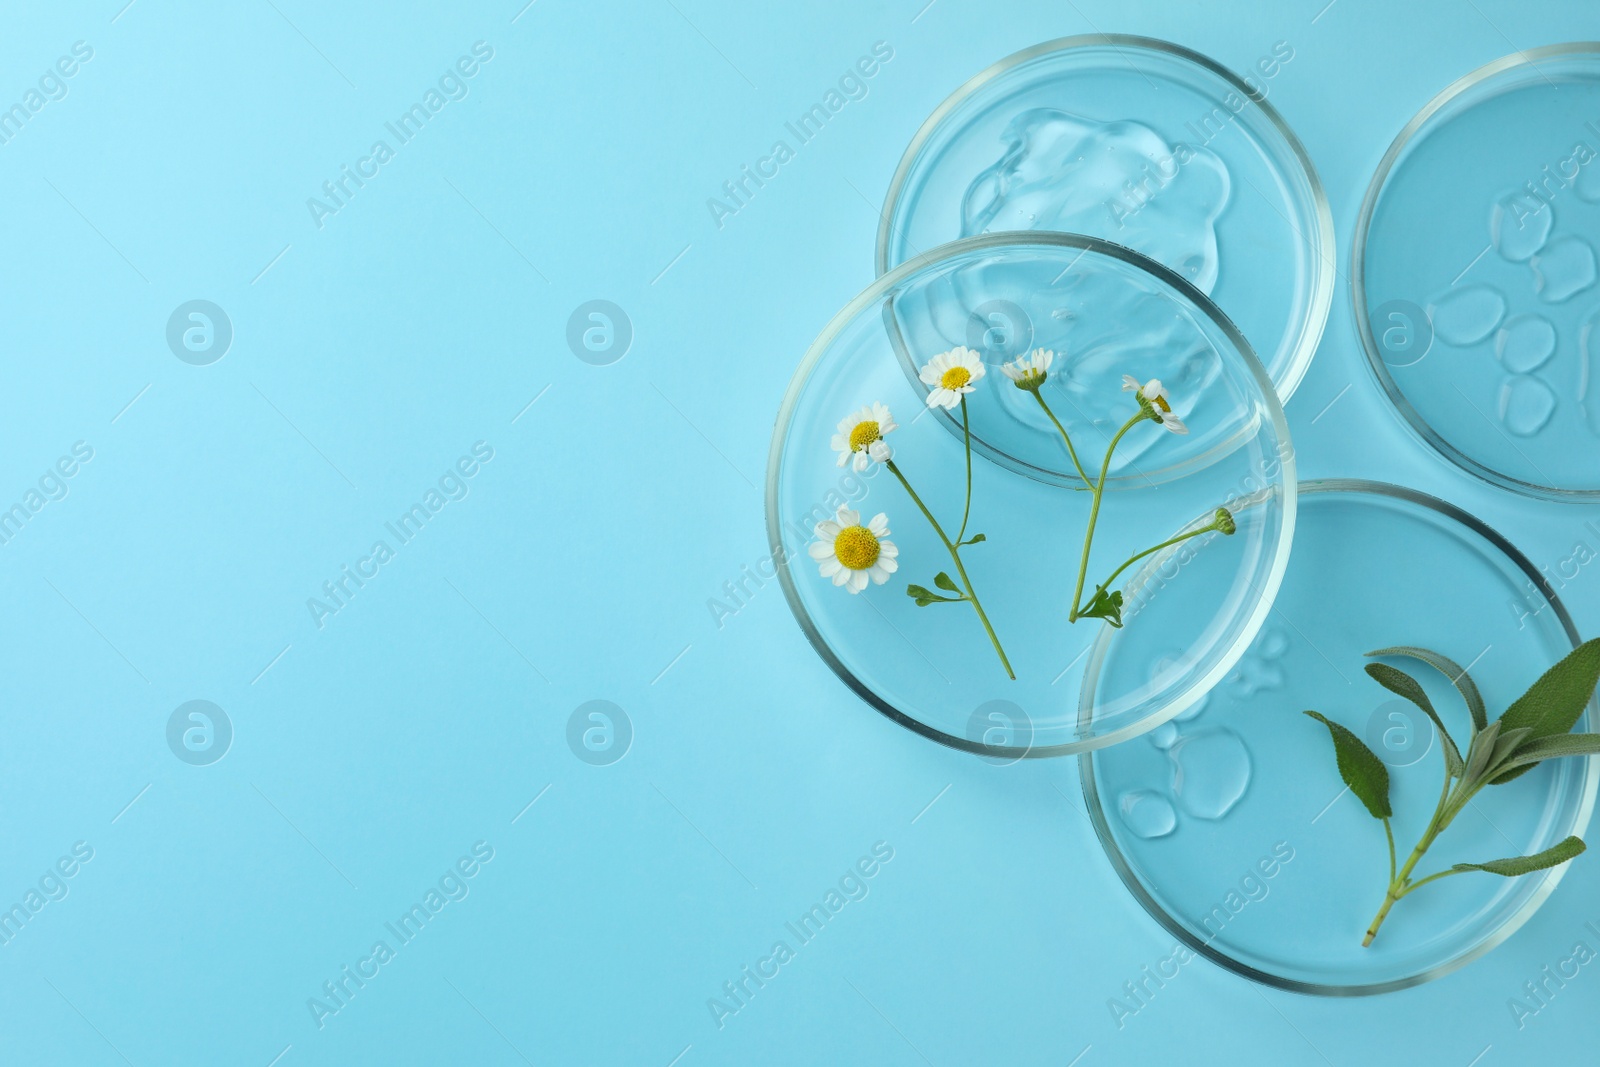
[1451, 835, 1586, 877]
[1304, 711, 1391, 819]
[933, 572, 961, 593]
[1463, 721, 1502, 784]
[1489, 733, 1600, 778]
[1364, 662, 1463, 778]
[1494, 638, 1600, 783]
[1367, 646, 1487, 735]
[1488, 726, 1533, 776]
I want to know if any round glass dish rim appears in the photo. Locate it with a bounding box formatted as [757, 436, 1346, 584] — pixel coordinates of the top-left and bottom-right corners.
[1349, 42, 1600, 503]
[1078, 476, 1600, 997]
[766, 230, 1298, 759]
[873, 31, 1336, 405]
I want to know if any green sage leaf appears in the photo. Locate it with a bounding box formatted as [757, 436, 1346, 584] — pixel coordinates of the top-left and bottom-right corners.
[1304, 711, 1391, 819]
[933, 572, 960, 593]
[1451, 835, 1586, 877]
[1463, 721, 1502, 784]
[1364, 662, 1463, 778]
[1494, 638, 1600, 783]
[1366, 646, 1487, 735]
[1489, 733, 1600, 778]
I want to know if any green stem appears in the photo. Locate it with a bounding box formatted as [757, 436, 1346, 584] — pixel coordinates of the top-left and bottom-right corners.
[1031, 389, 1092, 487]
[1081, 522, 1223, 611]
[956, 397, 973, 545]
[1383, 817, 1396, 886]
[886, 460, 1014, 680]
[1363, 776, 1479, 946]
[1068, 412, 1147, 622]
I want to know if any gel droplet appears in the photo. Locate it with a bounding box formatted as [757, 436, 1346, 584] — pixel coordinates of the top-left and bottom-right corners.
[1149, 722, 1179, 749]
[1498, 375, 1557, 436]
[1495, 314, 1558, 372]
[1430, 285, 1506, 346]
[1583, 308, 1600, 436]
[1118, 790, 1177, 839]
[1490, 192, 1553, 262]
[1168, 727, 1250, 820]
[1530, 236, 1597, 304]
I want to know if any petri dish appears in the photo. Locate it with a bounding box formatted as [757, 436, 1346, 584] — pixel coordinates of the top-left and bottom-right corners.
[1355, 45, 1600, 500]
[768, 232, 1294, 756]
[1081, 480, 1597, 994]
[878, 34, 1333, 403]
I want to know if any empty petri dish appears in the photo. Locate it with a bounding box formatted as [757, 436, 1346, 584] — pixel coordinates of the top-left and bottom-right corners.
[1081, 480, 1596, 994]
[768, 232, 1294, 756]
[879, 34, 1333, 403]
[1355, 45, 1600, 500]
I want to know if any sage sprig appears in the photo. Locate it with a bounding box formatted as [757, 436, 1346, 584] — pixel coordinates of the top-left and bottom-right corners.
[1303, 638, 1600, 947]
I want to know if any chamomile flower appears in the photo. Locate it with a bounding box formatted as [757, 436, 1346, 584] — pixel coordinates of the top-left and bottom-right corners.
[809, 508, 897, 594]
[831, 403, 896, 470]
[1001, 348, 1053, 391]
[1121, 374, 1188, 434]
[919, 347, 985, 409]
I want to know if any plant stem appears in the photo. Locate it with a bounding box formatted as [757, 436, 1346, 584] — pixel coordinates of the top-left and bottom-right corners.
[956, 397, 974, 545]
[1068, 412, 1147, 622]
[1363, 775, 1479, 947]
[1031, 389, 1093, 487]
[1081, 521, 1224, 611]
[885, 459, 1014, 680]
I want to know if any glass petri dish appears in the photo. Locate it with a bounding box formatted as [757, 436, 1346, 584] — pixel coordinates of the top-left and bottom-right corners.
[1080, 480, 1597, 994]
[768, 232, 1295, 756]
[878, 34, 1333, 403]
[1355, 45, 1600, 500]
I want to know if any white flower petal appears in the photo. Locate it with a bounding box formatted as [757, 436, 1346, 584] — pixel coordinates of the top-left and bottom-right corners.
[808, 541, 836, 561]
[836, 508, 860, 527]
[1162, 414, 1189, 435]
[818, 559, 843, 577]
[832, 568, 851, 587]
[878, 540, 898, 558]
[846, 570, 869, 593]
[868, 439, 891, 462]
[875, 557, 898, 577]
[815, 521, 841, 539]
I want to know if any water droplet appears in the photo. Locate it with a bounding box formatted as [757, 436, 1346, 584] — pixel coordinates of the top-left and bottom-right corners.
[1118, 789, 1177, 839]
[1168, 727, 1251, 820]
[1490, 192, 1553, 262]
[1495, 314, 1557, 372]
[1258, 624, 1290, 659]
[1531, 236, 1597, 304]
[1498, 374, 1557, 436]
[1149, 722, 1179, 749]
[1430, 285, 1506, 346]
[1582, 308, 1600, 437]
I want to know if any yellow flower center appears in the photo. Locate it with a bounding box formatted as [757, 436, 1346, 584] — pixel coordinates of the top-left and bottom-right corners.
[939, 366, 972, 390]
[1153, 394, 1171, 413]
[834, 526, 881, 570]
[848, 420, 881, 452]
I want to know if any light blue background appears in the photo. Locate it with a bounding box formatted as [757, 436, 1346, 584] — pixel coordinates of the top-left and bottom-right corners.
[1, 1, 1596, 1064]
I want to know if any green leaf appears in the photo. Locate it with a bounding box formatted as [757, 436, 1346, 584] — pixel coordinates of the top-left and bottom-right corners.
[1489, 726, 1533, 772]
[1451, 836, 1586, 877]
[1077, 587, 1125, 628]
[933, 572, 960, 593]
[1462, 721, 1502, 784]
[1364, 662, 1464, 778]
[1367, 646, 1487, 735]
[1304, 711, 1392, 819]
[905, 584, 959, 607]
[1489, 733, 1600, 778]
[1493, 639, 1600, 782]
[962, 533, 987, 546]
